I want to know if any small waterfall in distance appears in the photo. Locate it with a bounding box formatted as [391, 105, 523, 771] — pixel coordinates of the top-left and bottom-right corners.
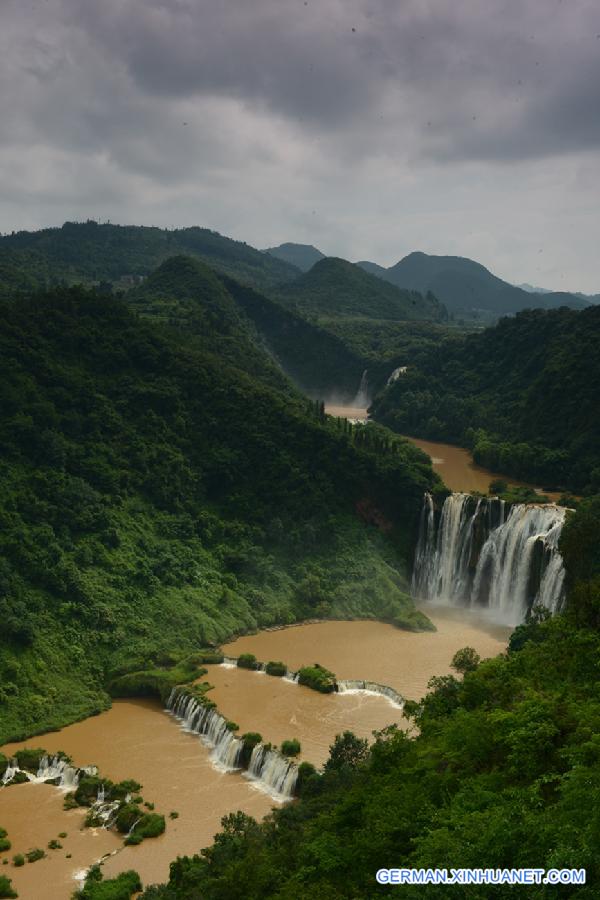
[353, 369, 369, 407]
[412, 493, 568, 625]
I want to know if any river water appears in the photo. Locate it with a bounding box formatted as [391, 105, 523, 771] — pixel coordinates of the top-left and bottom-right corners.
[2, 612, 510, 898]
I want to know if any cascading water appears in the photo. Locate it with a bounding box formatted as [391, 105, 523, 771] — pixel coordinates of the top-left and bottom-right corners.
[353, 369, 369, 407]
[413, 493, 568, 624]
[166, 689, 299, 800]
[2, 755, 82, 789]
[245, 745, 298, 799]
[336, 680, 404, 709]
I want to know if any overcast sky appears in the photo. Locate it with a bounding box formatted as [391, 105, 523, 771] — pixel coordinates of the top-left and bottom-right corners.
[2, 0, 599, 291]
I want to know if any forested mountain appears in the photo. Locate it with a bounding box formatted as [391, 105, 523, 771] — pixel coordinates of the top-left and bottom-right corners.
[0, 282, 439, 742]
[359, 251, 588, 316]
[0, 220, 300, 297]
[371, 305, 600, 493]
[276, 257, 447, 322]
[263, 242, 325, 272]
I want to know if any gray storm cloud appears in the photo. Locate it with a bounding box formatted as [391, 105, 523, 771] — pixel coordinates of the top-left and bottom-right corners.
[0, 0, 599, 290]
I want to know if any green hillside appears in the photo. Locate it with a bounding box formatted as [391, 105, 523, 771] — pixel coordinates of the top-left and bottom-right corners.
[0, 284, 439, 742]
[277, 257, 447, 322]
[123, 255, 370, 400]
[371, 305, 600, 493]
[0, 220, 300, 297]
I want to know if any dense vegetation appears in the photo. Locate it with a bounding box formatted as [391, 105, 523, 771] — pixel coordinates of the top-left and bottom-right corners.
[371, 306, 600, 492]
[0, 221, 299, 298]
[126, 499, 600, 899]
[0, 279, 439, 742]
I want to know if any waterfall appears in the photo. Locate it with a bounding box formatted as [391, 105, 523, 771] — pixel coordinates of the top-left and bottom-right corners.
[221, 657, 238, 668]
[413, 493, 568, 624]
[2, 755, 81, 789]
[245, 745, 298, 799]
[353, 369, 369, 407]
[166, 690, 299, 800]
[336, 680, 404, 709]
[168, 692, 243, 771]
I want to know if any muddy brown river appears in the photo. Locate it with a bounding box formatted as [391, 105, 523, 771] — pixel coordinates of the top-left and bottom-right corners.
[2, 610, 510, 898]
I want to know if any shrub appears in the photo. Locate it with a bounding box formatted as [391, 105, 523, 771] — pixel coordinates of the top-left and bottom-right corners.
[0, 874, 17, 899]
[295, 761, 318, 796]
[48, 839, 62, 850]
[237, 653, 258, 670]
[281, 739, 301, 757]
[25, 848, 45, 863]
[297, 663, 336, 693]
[125, 814, 165, 845]
[265, 661, 287, 677]
[14, 748, 45, 772]
[239, 732, 263, 768]
[11, 856, 24, 868]
[75, 868, 142, 899]
[115, 803, 142, 835]
[225, 721, 239, 732]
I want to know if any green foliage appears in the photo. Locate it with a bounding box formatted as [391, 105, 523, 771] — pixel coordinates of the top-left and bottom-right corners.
[47, 839, 62, 850]
[240, 733, 263, 768]
[280, 739, 301, 757]
[124, 813, 166, 845]
[0, 284, 435, 741]
[0, 875, 17, 899]
[75, 868, 142, 900]
[236, 653, 258, 671]
[372, 306, 600, 492]
[10, 857, 23, 869]
[451, 647, 481, 675]
[265, 661, 287, 677]
[297, 663, 336, 693]
[13, 749, 45, 772]
[108, 659, 208, 702]
[24, 848, 44, 863]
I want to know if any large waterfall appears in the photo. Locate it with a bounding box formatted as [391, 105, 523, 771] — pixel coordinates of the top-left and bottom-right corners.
[412, 493, 568, 624]
[167, 689, 299, 800]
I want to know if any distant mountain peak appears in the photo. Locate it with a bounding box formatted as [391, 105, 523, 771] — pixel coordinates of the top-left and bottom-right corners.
[263, 242, 325, 272]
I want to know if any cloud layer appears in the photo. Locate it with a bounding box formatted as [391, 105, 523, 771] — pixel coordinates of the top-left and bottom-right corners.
[1, 0, 599, 289]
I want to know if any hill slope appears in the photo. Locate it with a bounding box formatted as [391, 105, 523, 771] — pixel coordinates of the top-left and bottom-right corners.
[0, 220, 300, 297]
[277, 257, 447, 322]
[263, 242, 325, 272]
[0, 284, 439, 742]
[371, 305, 600, 492]
[365, 251, 588, 316]
[123, 255, 370, 400]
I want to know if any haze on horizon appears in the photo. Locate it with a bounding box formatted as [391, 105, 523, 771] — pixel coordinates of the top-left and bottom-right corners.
[1, 0, 599, 292]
